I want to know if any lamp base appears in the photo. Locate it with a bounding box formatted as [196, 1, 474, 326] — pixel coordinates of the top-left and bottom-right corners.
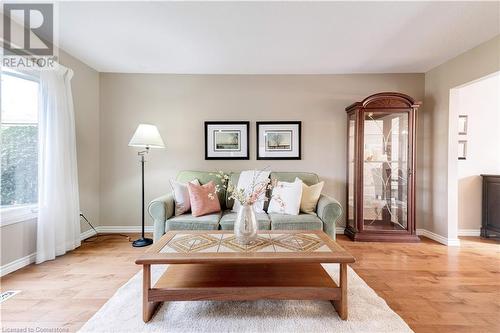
[132, 237, 153, 247]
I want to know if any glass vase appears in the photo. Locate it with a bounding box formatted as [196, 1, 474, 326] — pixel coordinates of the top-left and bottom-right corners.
[234, 203, 258, 245]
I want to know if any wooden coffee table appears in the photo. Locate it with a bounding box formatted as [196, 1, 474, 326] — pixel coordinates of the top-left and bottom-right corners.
[136, 230, 355, 322]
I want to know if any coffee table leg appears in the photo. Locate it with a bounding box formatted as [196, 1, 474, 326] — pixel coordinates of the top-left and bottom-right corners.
[143, 264, 160, 323]
[331, 263, 348, 320]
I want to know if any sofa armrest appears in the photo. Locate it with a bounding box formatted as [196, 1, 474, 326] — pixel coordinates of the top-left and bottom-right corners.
[148, 193, 175, 242]
[316, 194, 343, 240]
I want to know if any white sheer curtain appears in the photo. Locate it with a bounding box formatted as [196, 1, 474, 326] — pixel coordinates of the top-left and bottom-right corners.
[36, 65, 81, 264]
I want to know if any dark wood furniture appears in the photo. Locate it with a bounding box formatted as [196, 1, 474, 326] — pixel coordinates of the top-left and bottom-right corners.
[136, 230, 355, 322]
[345, 92, 421, 242]
[481, 175, 500, 238]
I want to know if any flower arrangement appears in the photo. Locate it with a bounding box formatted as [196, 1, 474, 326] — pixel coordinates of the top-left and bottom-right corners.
[210, 169, 284, 208]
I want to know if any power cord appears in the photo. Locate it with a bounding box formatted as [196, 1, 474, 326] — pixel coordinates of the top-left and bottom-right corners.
[80, 213, 132, 243]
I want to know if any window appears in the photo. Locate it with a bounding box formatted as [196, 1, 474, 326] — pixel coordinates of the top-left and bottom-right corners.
[1, 71, 39, 225]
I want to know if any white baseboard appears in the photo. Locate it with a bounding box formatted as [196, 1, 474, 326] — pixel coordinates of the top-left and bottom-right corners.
[335, 226, 345, 234]
[96, 225, 154, 233]
[80, 225, 154, 240]
[1, 226, 155, 277]
[1, 253, 36, 277]
[458, 229, 481, 237]
[417, 229, 460, 246]
[80, 228, 96, 241]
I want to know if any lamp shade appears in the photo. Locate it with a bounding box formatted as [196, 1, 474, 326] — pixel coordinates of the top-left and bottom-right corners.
[128, 124, 165, 148]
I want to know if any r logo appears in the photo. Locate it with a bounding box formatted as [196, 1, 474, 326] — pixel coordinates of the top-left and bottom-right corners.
[3, 3, 54, 56]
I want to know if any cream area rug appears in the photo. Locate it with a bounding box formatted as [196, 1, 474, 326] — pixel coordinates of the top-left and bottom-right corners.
[79, 264, 413, 333]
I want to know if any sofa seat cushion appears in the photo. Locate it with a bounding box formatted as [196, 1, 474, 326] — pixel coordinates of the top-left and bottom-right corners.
[219, 211, 271, 230]
[166, 212, 222, 231]
[269, 213, 323, 231]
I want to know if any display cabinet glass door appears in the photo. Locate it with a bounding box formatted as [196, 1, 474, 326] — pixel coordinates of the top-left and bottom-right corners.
[362, 111, 410, 231]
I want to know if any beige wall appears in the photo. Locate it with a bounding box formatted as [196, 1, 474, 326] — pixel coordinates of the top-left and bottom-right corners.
[0, 219, 37, 266]
[0, 51, 100, 267]
[421, 35, 500, 238]
[99, 73, 424, 228]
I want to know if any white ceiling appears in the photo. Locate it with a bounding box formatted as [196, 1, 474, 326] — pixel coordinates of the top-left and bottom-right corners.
[58, 1, 500, 74]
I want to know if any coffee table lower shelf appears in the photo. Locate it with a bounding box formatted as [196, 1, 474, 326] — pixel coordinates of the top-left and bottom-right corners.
[142, 262, 348, 322]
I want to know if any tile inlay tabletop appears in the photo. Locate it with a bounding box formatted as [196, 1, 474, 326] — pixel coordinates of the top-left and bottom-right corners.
[160, 232, 331, 253]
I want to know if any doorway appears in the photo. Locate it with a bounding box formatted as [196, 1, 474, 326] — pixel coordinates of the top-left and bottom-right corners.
[448, 72, 500, 240]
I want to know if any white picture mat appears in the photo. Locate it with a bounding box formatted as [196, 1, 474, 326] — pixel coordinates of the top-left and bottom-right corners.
[207, 124, 248, 158]
[258, 124, 300, 158]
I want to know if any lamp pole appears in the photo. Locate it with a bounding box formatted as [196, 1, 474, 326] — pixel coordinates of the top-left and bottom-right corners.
[133, 147, 153, 247]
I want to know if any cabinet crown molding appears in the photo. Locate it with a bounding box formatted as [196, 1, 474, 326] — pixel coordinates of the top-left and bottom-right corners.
[346, 92, 421, 112]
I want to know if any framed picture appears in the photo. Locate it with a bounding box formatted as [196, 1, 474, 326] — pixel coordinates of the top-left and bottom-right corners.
[458, 140, 467, 160]
[257, 121, 301, 160]
[458, 115, 468, 135]
[205, 121, 249, 160]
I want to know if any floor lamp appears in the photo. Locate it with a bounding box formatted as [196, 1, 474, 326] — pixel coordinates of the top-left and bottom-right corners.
[128, 124, 165, 247]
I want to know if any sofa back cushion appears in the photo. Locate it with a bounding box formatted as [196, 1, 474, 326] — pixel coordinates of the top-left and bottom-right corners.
[270, 172, 319, 186]
[176, 171, 226, 210]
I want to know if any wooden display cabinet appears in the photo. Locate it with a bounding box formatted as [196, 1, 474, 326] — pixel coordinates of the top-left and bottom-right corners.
[345, 92, 420, 242]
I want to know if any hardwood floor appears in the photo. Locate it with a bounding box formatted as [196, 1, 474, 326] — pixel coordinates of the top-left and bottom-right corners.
[344, 236, 500, 333]
[1, 234, 498, 332]
[0, 234, 145, 332]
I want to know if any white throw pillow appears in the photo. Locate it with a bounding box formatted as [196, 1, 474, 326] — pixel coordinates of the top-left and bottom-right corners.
[232, 170, 271, 213]
[170, 179, 200, 216]
[267, 179, 303, 215]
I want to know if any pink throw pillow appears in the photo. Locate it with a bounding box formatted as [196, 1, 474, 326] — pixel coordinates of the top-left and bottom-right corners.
[187, 181, 221, 217]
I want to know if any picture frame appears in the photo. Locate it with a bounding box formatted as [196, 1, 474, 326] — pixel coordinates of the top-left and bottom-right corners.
[205, 121, 249, 160]
[256, 121, 301, 160]
[458, 115, 468, 135]
[458, 140, 467, 160]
